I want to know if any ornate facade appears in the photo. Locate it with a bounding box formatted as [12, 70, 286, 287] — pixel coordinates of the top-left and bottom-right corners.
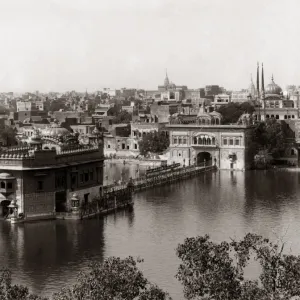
[254, 64, 299, 121]
[0, 122, 104, 221]
[165, 113, 253, 170]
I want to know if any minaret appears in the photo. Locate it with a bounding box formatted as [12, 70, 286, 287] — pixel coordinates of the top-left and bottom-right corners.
[261, 63, 265, 93]
[256, 62, 260, 98]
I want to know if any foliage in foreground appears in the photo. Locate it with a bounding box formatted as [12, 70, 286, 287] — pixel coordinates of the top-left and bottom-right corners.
[0, 257, 170, 300]
[4, 233, 300, 300]
[52, 256, 170, 300]
[0, 269, 46, 300]
[176, 233, 300, 300]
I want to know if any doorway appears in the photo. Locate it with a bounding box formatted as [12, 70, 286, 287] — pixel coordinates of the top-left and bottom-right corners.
[196, 152, 212, 166]
[55, 191, 67, 212]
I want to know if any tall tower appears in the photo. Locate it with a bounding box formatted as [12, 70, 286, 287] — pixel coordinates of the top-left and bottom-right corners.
[164, 69, 170, 90]
[256, 62, 260, 98]
[261, 63, 265, 93]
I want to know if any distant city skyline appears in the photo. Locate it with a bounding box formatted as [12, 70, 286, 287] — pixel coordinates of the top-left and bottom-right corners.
[0, 0, 300, 93]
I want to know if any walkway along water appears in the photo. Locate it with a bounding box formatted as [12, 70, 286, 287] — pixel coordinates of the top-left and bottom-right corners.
[65, 160, 216, 220]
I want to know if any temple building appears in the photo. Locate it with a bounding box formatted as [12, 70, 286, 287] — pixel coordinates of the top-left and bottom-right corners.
[254, 64, 299, 121]
[165, 108, 254, 170]
[0, 121, 104, 221]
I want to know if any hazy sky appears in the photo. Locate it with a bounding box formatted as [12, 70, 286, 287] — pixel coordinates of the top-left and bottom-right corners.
[0, 0, 299, 93]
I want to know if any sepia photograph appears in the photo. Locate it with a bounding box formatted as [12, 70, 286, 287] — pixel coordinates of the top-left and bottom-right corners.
[0, 0, 300, 299]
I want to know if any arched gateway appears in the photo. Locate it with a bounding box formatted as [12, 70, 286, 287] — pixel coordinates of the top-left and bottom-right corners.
[196, 152, 212, 166]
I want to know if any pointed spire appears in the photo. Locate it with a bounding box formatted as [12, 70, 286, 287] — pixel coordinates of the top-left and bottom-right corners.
[256, 62, 260, 97]
[261, 63, 265, 92]
[271, 74, 274, 82]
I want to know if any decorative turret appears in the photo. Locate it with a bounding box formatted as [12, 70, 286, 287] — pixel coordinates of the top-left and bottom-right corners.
[28, 129, 42, 150]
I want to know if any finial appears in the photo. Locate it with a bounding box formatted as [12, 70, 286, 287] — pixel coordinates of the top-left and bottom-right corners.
[272, 74, 274, 81]
[165, 68, 168, 77]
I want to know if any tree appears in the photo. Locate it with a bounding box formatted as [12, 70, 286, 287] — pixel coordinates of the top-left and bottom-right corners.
[251, 119, 294, 158]
[138, 131, 169, 156]
[49, 100, 66, 112]
[217, 102, 255, 124]
[53, 257, 170, 300]
[112, 110, 132, 124]
[0, 269, 47, 300]
[0, 126, 17, 146]
[176, 233, 300, 300]
[108, 103, 122, 117]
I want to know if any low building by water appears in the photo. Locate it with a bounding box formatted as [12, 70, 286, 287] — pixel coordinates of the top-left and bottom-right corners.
[0, 121, 104, 221]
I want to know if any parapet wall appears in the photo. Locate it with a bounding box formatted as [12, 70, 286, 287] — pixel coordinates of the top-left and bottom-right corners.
[0, 145, 104, 169]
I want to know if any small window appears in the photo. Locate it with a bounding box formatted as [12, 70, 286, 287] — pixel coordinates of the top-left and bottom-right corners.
[134, 144, 137, 149]
[107, 144, 110, 148]
[0, 182, 5, 188]
[178, 139, 182, 144]
[235, 139, 240, 146]
[173, 138, 178, 144]
[223, 139, 228, 145]
[71, 175, 77, 185]
[37, 181, 44, 191]
[7, 182, 12, 189]
[183, 139, 187, 144]
[84, 173, 89, 182]
[229, 139, 234, 145]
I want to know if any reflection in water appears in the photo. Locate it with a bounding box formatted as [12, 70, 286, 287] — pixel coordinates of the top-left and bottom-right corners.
[103, 161, 147, 185]
[0, 167, 300, 299]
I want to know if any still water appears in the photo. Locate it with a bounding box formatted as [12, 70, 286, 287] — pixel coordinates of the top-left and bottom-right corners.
[1, 163, 300, 299]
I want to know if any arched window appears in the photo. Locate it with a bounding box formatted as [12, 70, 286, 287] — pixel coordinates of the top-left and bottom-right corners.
[212, 137, 215, 144]
[193, 137, 197, 144]
[198, 138, 203, 145]
[216, 118, 220, 125]
[291, 149, 295, 155]
[1, 182, 5, 189]
[203, 138, 207, 145]
[207, 138, 211, 145]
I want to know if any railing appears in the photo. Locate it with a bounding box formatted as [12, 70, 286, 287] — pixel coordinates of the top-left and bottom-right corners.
[146, 163, 180, 175]
[69, 161, 215, 220]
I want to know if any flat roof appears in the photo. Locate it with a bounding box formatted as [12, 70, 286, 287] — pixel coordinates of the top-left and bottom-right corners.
[166, 124, 249, 129]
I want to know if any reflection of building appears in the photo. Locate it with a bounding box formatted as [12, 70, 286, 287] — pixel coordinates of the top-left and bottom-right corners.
[165, 111, 253, 170]
[0, 121, 104, 221]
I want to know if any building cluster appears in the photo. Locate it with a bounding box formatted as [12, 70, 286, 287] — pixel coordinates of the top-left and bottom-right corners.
[0, 66, 299, 222]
